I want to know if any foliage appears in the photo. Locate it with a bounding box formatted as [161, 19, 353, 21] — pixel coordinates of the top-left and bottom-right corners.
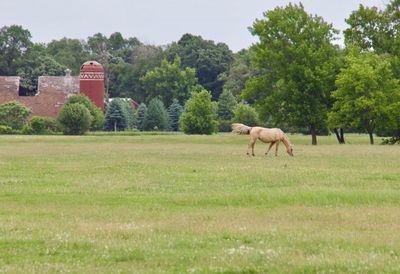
[0, 101, 31, 129]
[140, 56, 200, 106]
[65, 95, 104, 130]
[143, 98, 170, 131]
[217, 89, 237, 132]
[104, 99, 128, 131]
[168, 99, 184, 131]
[46, 38, 90, 75]
[165, 33, 234, 99]
[0, 125, 14, 134]
[219, 49, 256, 98]
[328, 51, 400, 144]
[136, 103, 148, 131]
[29, 116, 59, 134]
[232, 103, 260, 127]
[121, 99, 137, 130]
[180, 90, 218, 134]
[57, 103, 92, 135]
[17, 55, 67, 94]
[244, 3, 340, 145]
[108, 45, 164, 101]
[0, 25, 32, 75]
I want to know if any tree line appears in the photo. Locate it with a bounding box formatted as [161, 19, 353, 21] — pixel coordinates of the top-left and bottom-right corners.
[0, 1, 399, 144]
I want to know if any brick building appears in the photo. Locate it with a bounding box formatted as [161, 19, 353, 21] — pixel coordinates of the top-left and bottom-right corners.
[0, 69, 80, 117]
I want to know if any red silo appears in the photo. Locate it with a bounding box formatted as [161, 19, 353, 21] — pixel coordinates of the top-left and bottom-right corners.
[79, 61, 105, 111]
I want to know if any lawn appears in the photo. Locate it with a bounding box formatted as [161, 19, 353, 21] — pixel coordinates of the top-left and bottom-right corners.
[0, 133, 399, 273]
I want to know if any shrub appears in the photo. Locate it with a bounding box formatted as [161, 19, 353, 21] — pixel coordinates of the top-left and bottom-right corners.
[143, 98, 170, 131]
[0, 125, 14, 134]
[29, 116, 59, 134]
[0, 101, 31, 130]
[232, 103, 259, 126]
[65, 95, 104, 130]
[180, 90, 218, 134]
[57, 103, 92, 135]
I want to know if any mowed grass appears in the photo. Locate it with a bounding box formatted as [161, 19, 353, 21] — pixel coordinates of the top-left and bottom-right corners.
[0, 134, 399, 273]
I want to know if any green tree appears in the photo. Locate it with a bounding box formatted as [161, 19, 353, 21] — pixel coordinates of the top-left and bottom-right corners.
[166, 33, 234, 99]
[0, 101, 31, 130]
[140, 56, 200, 106]
[232, 103, 259, 127]
[168, 99, 184, 131]
[65, 95, 104, 130]
[217, 89, 237, 132]
[17, 55, 67, 95]
[328, 51, 400, 144]
[143, 98, 170, 131]
[244, 3, 339, 145]
[104, 99, 128, 131]
[344, 1, 400, 77]
[136, 103, 147, 131]
[46, 38, 90, 75]
[180, 90, 218, 134]
[0, 25, 32, 75]
[108, 44, 164, 101]
[58, 103, 92, 135]
[219, 49, 256, 98]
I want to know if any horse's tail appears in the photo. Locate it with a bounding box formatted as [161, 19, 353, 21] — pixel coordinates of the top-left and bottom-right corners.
[231, 123, 252, 135]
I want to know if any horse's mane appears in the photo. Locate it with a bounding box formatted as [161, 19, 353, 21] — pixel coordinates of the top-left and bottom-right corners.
[231, 123, 252, 135]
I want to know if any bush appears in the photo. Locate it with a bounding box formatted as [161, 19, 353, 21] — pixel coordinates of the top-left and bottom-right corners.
[232, 103, 259, 126]
[180, 90, 218, 134]
[0, 125, 14, 134]
[65, 95, 104, 130]
[0, 101, 31, 130]
[57, 103, 92, 135]
[29, 116, 60, 134]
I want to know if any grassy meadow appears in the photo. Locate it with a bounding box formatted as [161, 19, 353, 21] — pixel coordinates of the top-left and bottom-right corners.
[0, 133, 399, 273]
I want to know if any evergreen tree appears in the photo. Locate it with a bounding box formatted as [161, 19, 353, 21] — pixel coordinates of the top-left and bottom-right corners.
[143, 98, 170, 131]
[168, 99, 184, 131]
[104, 99, 127, 131]
[217, 89, 237, 131]
[136, 103, 147, 131]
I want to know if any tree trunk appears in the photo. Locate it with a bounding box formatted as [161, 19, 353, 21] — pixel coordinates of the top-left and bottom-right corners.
[368, 131, 374, 145]
[114, 121, 117, 132]
[333, 128, 345, 144]
[339, 128, 345, 144]
[311, 126, 317, 145]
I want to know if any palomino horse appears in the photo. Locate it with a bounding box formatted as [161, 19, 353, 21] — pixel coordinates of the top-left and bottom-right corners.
[231, 123, 294, 156]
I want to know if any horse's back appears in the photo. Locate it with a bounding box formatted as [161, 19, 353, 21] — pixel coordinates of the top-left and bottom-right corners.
[255, 127, 283, 143]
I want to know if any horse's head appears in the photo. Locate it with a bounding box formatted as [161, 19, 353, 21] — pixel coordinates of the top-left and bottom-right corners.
[287, 145, 294, 156]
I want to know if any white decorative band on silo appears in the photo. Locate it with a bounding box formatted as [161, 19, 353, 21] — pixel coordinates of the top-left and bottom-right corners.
[80, 72, 104, 80]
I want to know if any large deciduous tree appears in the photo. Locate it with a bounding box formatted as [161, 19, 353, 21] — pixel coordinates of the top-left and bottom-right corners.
[328, 51, 400, 145]
[166, 34, 234, 100]
[243, 3, 339, 145]
[0, 25, 32, 75]
[140, 56, 201, 106]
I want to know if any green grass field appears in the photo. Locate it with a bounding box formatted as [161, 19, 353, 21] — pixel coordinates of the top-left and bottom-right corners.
[0, 134, 399, 273]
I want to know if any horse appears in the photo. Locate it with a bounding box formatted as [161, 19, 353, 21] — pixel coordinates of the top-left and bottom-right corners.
[231, 123, 294, 157]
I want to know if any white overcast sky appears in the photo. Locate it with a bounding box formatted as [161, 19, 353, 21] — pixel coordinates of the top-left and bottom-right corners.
[0, 0, 389, 52]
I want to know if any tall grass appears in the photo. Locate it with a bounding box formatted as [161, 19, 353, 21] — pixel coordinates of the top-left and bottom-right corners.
[0, 134, 399, 273]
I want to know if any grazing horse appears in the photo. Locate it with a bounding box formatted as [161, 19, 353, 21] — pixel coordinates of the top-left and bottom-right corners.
[231, 123, 294, 156]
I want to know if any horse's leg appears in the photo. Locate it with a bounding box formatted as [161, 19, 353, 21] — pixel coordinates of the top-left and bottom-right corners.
[265, 142, 275, 155]
[275, 141, 280, 156]
[247, 136, 256, 156]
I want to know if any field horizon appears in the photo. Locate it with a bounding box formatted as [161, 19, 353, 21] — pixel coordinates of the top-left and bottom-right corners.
[0, 133, 399, 273]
